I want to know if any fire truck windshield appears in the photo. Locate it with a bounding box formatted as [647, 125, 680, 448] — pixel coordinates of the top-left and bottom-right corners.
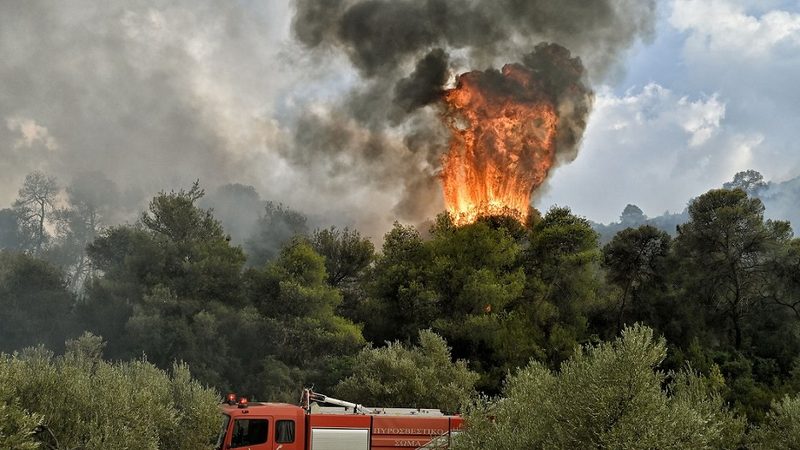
[215, 414, 231, 450]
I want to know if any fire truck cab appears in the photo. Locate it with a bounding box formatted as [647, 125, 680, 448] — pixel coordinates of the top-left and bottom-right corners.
[215, 390, 463, 450]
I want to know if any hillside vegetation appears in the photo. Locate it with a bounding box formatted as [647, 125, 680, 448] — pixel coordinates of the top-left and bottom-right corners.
[3, 172, 800, 448]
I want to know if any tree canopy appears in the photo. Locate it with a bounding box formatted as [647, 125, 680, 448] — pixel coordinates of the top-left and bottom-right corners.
[2, 174, 800, 443]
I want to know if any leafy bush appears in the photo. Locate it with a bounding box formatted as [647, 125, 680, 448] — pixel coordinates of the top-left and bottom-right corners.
[749, 395, 800, 449]
[456, 324, 745, 449]
[336, 330, 479, 413]
[0, 380, 41, 449]
[0, 333, 221, 450]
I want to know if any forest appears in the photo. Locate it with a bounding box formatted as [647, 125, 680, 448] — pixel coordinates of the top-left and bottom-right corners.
[2, 170, 800, 449]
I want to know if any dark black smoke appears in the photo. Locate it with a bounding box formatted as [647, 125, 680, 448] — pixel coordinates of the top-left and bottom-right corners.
[293, 0, 656, 77]
[523, 43, 594, 163]
[394, 48, 449, 114]
[288, 0, 656, 221]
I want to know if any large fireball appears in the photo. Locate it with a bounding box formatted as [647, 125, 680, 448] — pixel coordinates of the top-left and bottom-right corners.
[439, 44, 592, 226]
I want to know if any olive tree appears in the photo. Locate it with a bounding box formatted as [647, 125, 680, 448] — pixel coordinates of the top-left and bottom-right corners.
[749, 395, 800, 450]
[456, 325, 745, 449]
[0, 334, 221, 450]
[336, 330, 478, 414]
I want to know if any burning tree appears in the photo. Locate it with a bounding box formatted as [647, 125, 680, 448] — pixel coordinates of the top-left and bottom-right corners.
[440, 43, 593, 225]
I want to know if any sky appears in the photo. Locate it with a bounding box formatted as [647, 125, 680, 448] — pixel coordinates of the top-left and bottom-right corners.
[1, 0, 799, 234]
[540, 0, 800, 222]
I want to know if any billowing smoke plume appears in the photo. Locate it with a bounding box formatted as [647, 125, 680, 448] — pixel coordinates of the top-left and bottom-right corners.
[294, 0, 655, 77]
[0, 1, 655, 238]
[289, 0, 656, 222]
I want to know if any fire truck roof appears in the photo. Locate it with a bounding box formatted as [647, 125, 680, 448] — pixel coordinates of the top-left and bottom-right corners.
[311, 406, 445, 416]
[220, 402, 305, 417]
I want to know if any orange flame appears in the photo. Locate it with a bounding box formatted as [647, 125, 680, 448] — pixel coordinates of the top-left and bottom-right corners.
[441, 64, 559, 226]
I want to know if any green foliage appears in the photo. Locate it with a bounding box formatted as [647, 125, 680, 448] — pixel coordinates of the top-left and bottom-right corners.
[592, 203, 687, 245]
[603, 225, 671, 332]
[257, 356, 308, 403]
[0, 371, 41, 450]
[0, 251, 76, 353]
[675, 189, 791, 348]
[429, 219, 524, 317]
[0, 341, 220, 450]
[65, 331, 106, 360]
[336, 330, 478, 413]
[749, 395, 800, 449]
[8, 169, 800, 437]
[520, 207, 604, 365]
[125, 287, 230, 387]
[526, 206, 600, 274]
[87, 226, 163, 284]
[311, 227, 374, 287]
[76, 185, 367, 402]
[456, 325, 745, 450]
[244, 239, 365, 394]
[362, 223, 437, 342]
[87, 184, 245, 306]
[769, 238, 800, 319]
[310, 227, 375, 321]
[140, 182, 246, 303]
[80, 187, 246, 384]
[269, 238, 329, 291]
[362, 219, 531, 391]
[362, 208, 605, 393]
[140, 181, 216, 241]
[0, 402, 40, 450]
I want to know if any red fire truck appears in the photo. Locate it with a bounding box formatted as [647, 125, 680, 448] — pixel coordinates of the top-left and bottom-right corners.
[215, 390, 463, 450]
